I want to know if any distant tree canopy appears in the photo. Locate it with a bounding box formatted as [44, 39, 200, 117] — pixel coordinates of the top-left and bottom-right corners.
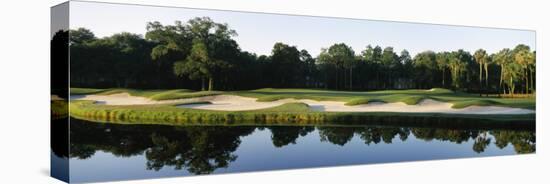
[66, 17, 536, 94]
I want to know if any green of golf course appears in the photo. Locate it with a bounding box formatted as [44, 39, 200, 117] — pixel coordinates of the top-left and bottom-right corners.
[66, 88, 535, 126]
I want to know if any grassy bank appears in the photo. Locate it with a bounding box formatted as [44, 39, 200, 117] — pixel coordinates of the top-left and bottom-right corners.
[71, 87, 536, 109]
[71, 88, 222, 100]
[69, 99, 535, 127]
[233, 88, 535, 109]
[68, 87, 535, 126]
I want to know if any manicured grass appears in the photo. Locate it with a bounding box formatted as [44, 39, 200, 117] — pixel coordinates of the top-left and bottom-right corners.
[70, 88, 221, 101]
[451, 99, 502, 109]
[71, 87, 536, 109]
[70, 88, 108, 95]
[345, 98, 385, 106]
[344, 95, 431, 106]
[256, 95, 288, 102]
[68, 87, 535, 125]
[147, 90, 222, 100]
[232, 88, 535, 109]
[73, 87, 448, 105]
[69, 100, 534, 127]
[256, 102, 310, 112]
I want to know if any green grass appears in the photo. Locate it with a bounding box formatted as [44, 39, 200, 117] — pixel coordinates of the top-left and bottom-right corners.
[345, 98, 385, 106]
[451, 99, 502, 109]
[147, 90, 222, 100]
[70, 88, 108, 95]
[70, 88, 221, 101]
[69, 100, 534, 127]
[71, 87, 536, 109]
[68, 87, 535, 125]
[344, 95, 432, 106]
[255, 102, 310, 112]
[231, 88, 535, 109]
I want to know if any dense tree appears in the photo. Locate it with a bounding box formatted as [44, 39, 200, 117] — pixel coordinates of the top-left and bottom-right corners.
[448, 50, 471, 90]
[436, 52, 450, 87]
[269, 42, 304, 87]
[146, 21, 189, 88]
[174, 41, 211, 90]
[514, 46, 535, 94]
[381, 47, 400, 89]
[413, 51, 436, 89]
[503, 59, 522, 95]
[399, 50, 414, 89]
[318, 43, 355, 89]
[493, 48, 512, 94]
[70, 28, 96, 45]
[300, 49, 318, 87]
[68, 17, 535, 96]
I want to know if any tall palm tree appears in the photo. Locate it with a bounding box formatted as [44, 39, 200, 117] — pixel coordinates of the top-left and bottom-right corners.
[436, 52, 449, 87]
[494, 48, 511, 94]
[484, 55, 494, 93]
[448, 52, 467, 90]
[474, 49, 488, 95]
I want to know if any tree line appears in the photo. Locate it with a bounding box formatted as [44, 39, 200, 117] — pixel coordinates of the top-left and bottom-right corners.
[66, 16, 536, 94]
[69, 118, 535, 172]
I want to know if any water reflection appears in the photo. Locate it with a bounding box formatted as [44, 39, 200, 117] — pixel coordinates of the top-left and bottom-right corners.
[69, 118, 535, 177]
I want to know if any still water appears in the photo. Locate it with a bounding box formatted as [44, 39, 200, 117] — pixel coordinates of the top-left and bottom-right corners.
[64, 118, 535, 183]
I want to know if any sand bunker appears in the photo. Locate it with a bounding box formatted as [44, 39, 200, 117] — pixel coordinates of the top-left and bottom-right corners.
[70, 93, 535, 114]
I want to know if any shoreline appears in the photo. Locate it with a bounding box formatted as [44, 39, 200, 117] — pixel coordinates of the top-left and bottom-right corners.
[70, 93, 535, 115]
[67, 93, 535, 126]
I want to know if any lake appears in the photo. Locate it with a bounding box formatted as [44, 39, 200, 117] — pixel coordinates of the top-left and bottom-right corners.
[62, 118, 535, 183]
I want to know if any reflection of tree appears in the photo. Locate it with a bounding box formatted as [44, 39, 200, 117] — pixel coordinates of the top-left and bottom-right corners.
[472, 131, 491, 153]
[411, 128, 535, 154]
[145, 133, 191, 171]
[70, 144, 97, 159]
[145, 126, 254, 174]
[412, 128, 474, 144]
[318, 127, 357, 146]
[70, 120, 152, 158]
[356, 127, 410, 145]
[491, 130, 535, 154]
[268, 126, 314, 147]
[69, 119, 255, 174]
[70, 118, 536, 175]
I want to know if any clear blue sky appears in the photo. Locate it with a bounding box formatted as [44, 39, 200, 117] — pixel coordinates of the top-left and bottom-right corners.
[70, 1, 535, 56]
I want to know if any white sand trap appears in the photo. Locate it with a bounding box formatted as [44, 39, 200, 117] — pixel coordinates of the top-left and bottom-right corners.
[70, 93, 535, 114]
[179, 96, 535, 114]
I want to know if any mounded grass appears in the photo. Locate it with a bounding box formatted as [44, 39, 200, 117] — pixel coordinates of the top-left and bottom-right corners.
[70, 88, 108, 95]
[70, 87, 536, 109]
[71, 87, 535, 109]
[256, 102, 310, 112]
[70, 88, 221, 101]
[345, 98, 385, 106]
[233, 88, 534, 109]
[69, 100, 534, 127]
[147, 90, 222, 100]
[344, 95, 432, 106]
[255, 95, 288, 102]
[68, 87, 535, 125]
[451, 99, 502, 109]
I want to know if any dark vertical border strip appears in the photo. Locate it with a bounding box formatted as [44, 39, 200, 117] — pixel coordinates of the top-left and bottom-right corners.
[51, 1, 70, 183]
